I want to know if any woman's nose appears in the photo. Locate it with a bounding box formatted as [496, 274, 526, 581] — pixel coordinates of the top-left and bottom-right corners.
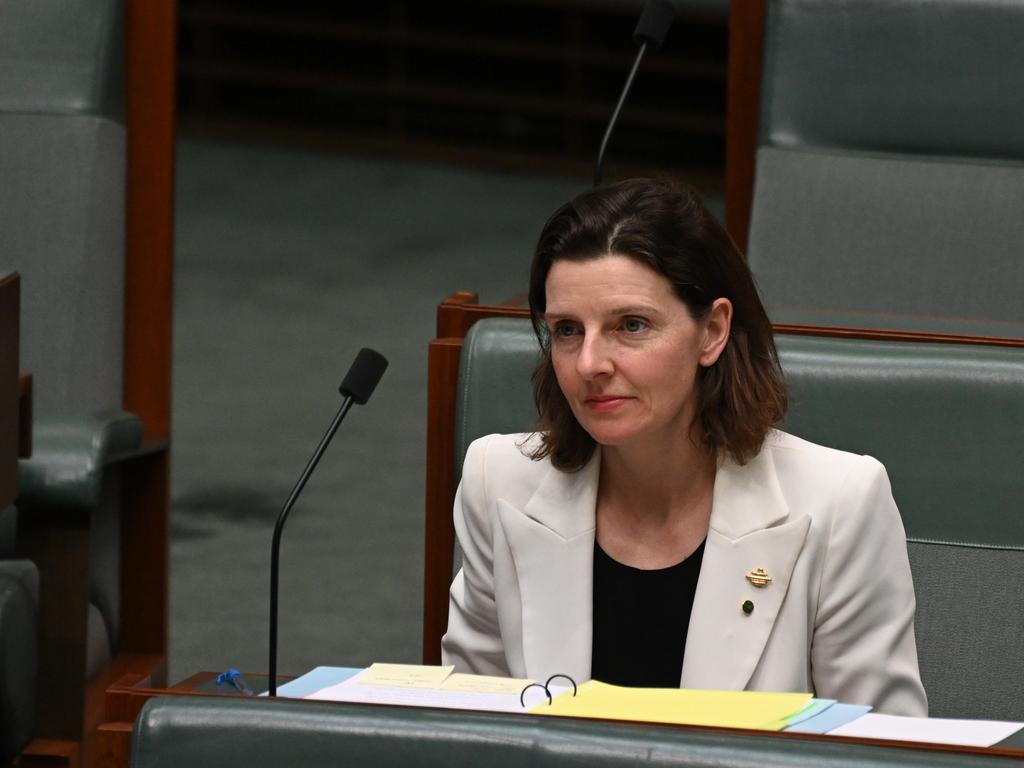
[576, 334, 614, 379]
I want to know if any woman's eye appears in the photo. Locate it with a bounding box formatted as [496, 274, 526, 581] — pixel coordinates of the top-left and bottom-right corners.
[621, 317, 648, 333]
[552, 323, 580, 339]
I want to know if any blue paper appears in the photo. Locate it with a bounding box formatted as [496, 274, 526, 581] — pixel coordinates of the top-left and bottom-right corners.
[269, 666, 364, 698]
[785, 703, 872, 734]
[783, 698, 836, 728]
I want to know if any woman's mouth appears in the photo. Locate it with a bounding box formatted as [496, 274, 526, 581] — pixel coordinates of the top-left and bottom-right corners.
[585, 395, 631, 412]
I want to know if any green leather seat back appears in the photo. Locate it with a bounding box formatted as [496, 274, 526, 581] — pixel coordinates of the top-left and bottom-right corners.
[1, 0, 127, 686]
[746, 0, 1024, 332]
[454, 318, 1024, 719]
[130, 695, 1023, 767]
[0, 0, 124, 117]
[0, 0, 126, 416]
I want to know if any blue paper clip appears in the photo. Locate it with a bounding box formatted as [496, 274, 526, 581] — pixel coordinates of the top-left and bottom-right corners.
[216, 667, 255, 696]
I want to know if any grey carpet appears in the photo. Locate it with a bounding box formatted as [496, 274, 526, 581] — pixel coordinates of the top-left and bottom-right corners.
[169, 137, 722, 683]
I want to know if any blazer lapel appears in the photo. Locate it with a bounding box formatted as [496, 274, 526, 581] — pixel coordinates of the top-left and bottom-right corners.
[680, 445, 810, 690]
[497, 449, 600, 684]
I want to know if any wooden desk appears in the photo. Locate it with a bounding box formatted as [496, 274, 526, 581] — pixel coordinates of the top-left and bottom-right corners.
[97, 671, 1024, 768]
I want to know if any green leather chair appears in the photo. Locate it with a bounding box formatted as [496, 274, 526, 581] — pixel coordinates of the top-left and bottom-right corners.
[745, 0, 1024, 338]
[0, 552, 38, 763]
[128, 694, 1023, 768]
[454, 318, 1024, 721]
[0, 0, 142, 740]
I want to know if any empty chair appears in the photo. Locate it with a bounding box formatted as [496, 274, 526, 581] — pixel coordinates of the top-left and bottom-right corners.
[745, 0, 1024, 338]
[0, 0, 143, 742]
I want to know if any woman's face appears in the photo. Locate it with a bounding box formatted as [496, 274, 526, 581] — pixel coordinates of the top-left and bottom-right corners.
[544, 254, 730, 450]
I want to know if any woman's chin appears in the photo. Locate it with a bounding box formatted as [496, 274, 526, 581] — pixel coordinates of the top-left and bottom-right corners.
[582, 423, 645, 447]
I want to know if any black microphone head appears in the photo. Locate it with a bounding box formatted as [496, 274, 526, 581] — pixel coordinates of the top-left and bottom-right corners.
[633, 0, 676, 50]
[339, 348, 388, 405]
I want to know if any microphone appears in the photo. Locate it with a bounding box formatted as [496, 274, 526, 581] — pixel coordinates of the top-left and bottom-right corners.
[268, 348, 388, 696]
[593, 0, 676, 186]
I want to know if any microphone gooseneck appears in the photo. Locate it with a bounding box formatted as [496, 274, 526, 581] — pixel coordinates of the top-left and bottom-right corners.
[268, 348, 389, 696]
[594, 0, 676, 186]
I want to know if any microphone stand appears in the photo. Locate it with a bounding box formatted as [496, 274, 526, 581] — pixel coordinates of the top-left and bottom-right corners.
[268, 394, 355, 696]
[594, 39, 649, 187]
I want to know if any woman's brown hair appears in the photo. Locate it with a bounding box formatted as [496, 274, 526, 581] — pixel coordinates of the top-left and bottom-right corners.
[527, 178, 787, 470]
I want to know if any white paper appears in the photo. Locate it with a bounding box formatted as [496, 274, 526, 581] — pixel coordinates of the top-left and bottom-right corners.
[306, 674, 569, 714]
[829, 713, 1023, 748]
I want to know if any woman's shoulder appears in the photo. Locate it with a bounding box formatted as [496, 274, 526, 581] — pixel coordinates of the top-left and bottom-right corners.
[762, 429, 890, 502]
[465, 431, 542, 461]
[462, 432, 551, 484]
[458, 433, 557, 510]
[765, 429, 885, 471]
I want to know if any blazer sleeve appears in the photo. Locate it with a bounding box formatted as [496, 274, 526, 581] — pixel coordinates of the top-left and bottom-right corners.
[810, 455, 928, 716]
[441, 436, 511, 676]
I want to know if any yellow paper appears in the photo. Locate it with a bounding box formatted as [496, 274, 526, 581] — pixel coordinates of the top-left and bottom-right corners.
[358, 663, 454, 689]
[439, 673, 534, 695]
[531, 680, 811, 730]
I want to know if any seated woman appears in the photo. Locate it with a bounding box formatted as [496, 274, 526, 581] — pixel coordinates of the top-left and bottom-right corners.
[442, 178, 927, 716]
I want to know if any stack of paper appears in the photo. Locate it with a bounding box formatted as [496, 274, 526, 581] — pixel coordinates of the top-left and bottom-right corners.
[531, 680, 813, 730]
[283, 664, 1024, 749]
[828, 713, 1023, 748]
[305, 663, 549, 713]
[302, 665, 816, 729]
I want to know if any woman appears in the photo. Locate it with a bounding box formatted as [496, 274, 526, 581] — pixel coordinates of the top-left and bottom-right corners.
[442, 178, 927, 716]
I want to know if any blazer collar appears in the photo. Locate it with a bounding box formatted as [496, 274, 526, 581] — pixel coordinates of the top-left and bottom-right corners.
[498, 448, 600, 682]
[682, 440, 811, 690]
[708, 439, 790, 539]
[500, 438, 809, 689]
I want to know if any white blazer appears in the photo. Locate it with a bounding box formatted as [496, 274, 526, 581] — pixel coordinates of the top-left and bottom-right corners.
[442, 430, 927, 716]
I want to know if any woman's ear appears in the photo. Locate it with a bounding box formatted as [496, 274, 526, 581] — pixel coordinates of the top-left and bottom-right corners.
[699, 298, 733, 367]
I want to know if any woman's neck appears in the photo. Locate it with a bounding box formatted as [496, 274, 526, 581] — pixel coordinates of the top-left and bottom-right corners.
[596, 431, 716, 569]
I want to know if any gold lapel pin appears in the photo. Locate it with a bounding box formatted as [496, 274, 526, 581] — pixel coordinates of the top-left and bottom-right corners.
[745, 567, 772, 588]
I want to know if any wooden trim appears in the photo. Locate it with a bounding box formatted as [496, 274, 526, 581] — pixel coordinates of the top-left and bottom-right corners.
[436, 292, 1024, 350]
[724, 0, 767, 253]
[18, 504, 91, 739]
[124, 0, 177, 441]
[121, 0, 176, 674]
[18, 374, 32, 458]
[95, 722, 132, 768]
[773, 323, 1024, 349]
[422, 339, 464, 665]
[0, 273, 17, 508]
[436, 293, 529, 340]
[20, 738, 80, 768]
[118, 450, 171, 656]
[435, 291, 480, 337]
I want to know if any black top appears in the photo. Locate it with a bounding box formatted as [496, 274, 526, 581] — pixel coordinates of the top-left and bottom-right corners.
[591, 538, 705, 688]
